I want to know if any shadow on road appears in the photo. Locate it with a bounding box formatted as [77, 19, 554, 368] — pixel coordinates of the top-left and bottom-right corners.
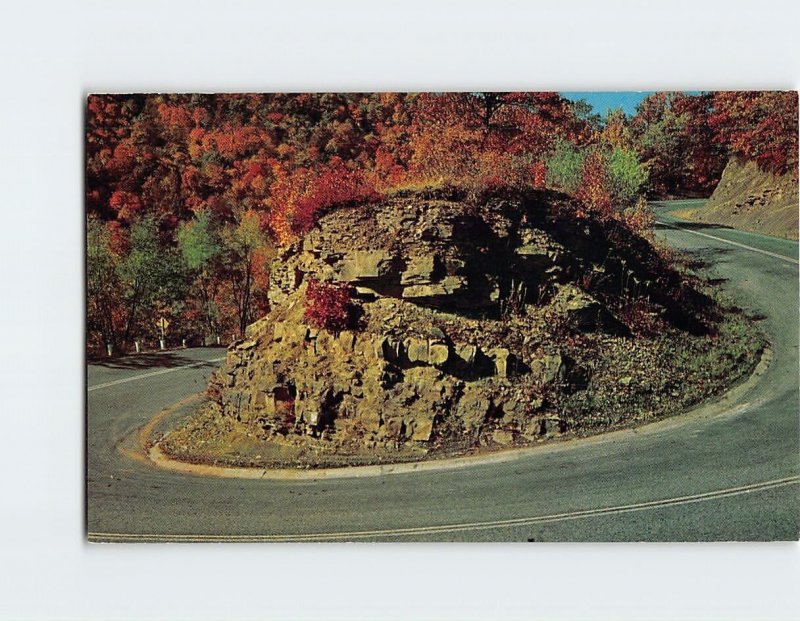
[679, 247, 734, 271]
[90, 348, 223, 370]
[654, 220, 735, 232]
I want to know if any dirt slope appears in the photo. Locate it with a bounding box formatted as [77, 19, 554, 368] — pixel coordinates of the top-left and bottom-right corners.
[679, 158, 798, 240]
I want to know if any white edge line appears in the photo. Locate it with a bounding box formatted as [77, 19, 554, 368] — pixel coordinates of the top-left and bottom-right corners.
[90, 218, 799, 540]
[656, 220, 799, 265]
[88, 475, 800, 542]
[88, 357, 226, 392]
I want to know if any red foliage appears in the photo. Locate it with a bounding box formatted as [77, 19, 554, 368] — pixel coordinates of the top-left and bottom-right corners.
[202, 124, 268, 160]
[191, 107, 209, 128]
[303, 279, 354, 332]
[107, 140, 138, 173]
[530, 160, 547, 188]
[709, 91, 798, 176]
[106, 220, 130, 256]
[158, 103, 193, 130]
[108, 190, 142, 222]
[268, 158, 380, 244]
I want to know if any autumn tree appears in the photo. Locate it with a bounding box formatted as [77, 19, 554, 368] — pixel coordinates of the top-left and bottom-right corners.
[709, 91, 798, 176]
[219, 209, 272, 338]
[629, 92, 726, 197]
[575, 149, 613, 217]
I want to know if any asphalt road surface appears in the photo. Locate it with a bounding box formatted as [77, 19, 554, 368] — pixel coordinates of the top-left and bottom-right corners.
[87, 201, 799, 542]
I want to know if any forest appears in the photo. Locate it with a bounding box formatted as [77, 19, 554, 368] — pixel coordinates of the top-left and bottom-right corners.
[86, 91, 798, 356]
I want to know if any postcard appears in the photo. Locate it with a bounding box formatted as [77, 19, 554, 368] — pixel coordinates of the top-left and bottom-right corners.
[86, 91, 799, 542]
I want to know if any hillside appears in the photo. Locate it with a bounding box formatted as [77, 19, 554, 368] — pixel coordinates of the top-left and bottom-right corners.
[159, 189, 763, 468]
[677, 158, 798, 240]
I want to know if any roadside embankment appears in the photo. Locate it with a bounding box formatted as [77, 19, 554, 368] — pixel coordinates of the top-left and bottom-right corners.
[674, 158, 798, 240]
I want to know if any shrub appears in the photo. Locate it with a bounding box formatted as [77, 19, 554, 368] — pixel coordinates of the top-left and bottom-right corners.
[304, 279, 354, 332]
[617, 298, 661, 337]
[619, 197, 655, 235]
[575, 150, 613, 217]
[575, 148, 649, 222]
[268, 158, 381, 245]
[544, 139, 586, 193]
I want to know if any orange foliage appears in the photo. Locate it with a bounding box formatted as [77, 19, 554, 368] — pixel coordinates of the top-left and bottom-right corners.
[158, 103, 193, 130]
[107, 140, 138, 173]
[575, 151, 613, 217]
[106, 220, 130, 256]
[201, 124, 269, 160]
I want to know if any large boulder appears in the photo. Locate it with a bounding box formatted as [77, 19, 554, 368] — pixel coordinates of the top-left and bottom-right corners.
[209, 193, 638, 454]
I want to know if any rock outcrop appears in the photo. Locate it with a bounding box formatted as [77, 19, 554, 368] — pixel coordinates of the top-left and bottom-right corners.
[205, 190, 711, 457]
[682, 158, 799, 240]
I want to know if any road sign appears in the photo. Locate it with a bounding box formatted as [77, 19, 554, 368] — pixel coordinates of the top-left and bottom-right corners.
[157, 317, 170, 332]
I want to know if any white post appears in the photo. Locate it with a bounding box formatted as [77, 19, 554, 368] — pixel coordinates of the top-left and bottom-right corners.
[159, 338, 166, 350]
[182, 338, 187, 348]
[134, 340, 141, 354]
[106, 343, 113, 357]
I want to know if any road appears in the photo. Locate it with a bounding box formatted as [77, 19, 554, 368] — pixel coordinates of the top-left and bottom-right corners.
[87, 201, 799, 542]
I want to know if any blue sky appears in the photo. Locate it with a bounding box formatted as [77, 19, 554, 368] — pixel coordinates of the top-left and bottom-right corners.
[560, 92, 656, 117]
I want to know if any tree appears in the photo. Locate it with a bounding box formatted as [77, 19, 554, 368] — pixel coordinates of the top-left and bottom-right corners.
[629, 92, 726, 197]
[86, 218, 122, 352]
[709, 91, 798, 176]
[601, 108, 634, 150]
[118, 216, 187, 346]
[575, 149, 613, 217]
[544, 138, 587, 193]
[177, 210, 222, 337]
[605, 146, 649, 208]
[220, 209, 270, 338]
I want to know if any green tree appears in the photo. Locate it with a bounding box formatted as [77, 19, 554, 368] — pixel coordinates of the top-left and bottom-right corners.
[572, 99, 601, 125]
[605, 147, 649, 208]
[630, 92, 726, 197]
[119, 216, 187, 345]
[86, 219, 121, 352]
[544, 138, 586, 193]
[178, 210, 222, 337]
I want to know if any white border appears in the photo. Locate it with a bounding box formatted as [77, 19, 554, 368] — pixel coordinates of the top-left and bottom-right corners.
[1, 0, 798, 619]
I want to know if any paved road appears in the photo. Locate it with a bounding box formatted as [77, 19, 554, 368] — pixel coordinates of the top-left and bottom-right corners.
[87, 202, 799, 542]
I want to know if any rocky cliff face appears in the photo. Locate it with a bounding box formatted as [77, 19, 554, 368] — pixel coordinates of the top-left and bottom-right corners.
[201, 190, 720, 460]
[687, 158, 798, 240]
